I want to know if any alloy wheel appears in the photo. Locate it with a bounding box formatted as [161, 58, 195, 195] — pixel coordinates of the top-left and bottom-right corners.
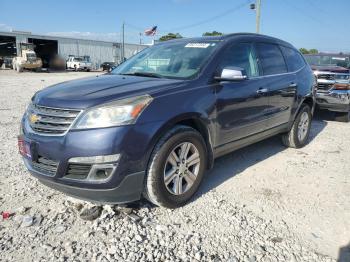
[297, 111, 310, 141]
[163, 142, 201, 195]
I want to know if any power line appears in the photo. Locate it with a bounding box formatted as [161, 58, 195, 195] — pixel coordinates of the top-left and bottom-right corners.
[125, 0, 251, 35]
[168, 0, 251, 32]
[283, 0, 327, 26]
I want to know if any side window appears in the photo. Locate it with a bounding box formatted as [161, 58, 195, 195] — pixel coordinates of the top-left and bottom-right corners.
[256, 43, 287, 75]
[280, 46, 306, 72]
[218, 43, 259, 77]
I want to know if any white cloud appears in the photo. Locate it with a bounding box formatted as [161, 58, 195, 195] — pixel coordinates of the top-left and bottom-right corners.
[0, 23, 13, 32]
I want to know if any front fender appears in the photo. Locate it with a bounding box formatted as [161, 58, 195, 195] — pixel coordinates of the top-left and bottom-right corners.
[145, 113, 215, 170]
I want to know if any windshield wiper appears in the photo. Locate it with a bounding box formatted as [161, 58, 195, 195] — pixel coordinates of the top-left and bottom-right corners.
[120, 72, 164, 78]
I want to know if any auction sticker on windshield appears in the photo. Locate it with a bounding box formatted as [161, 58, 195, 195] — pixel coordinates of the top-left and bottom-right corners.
[185, 43, 213, 48]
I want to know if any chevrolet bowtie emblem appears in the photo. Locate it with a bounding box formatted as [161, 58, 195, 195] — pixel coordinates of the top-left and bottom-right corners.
[29, 114, 40, 124]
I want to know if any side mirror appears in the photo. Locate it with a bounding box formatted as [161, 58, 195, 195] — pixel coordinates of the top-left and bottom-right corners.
[215, 67, 248, 81]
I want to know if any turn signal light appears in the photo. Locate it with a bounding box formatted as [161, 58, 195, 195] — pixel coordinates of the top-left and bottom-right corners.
[333, 83, 350, 90]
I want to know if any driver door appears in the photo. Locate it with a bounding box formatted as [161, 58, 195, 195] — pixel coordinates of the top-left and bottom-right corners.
[215, 42, 270, 146]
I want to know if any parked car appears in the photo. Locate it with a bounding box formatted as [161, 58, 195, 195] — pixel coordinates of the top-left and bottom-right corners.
[66, 56, 92, 71]
[0, 57, 13, 69]
[101, 62, 116, 72]
[304, 54, 350, 122]
[19, 33, 315, 208]
[12, 43, 42, 72]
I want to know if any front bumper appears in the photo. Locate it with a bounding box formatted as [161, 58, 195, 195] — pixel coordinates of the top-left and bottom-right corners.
[20, 116, 165, 204]
[316, 90, 350, 112]
[30, 165, 145, 204]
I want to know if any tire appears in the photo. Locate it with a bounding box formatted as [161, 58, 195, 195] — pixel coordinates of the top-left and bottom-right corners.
[74, 65, 77, 71]
[282, 104, 312, 148]
[144, 125, 207, 208]
[334, 111, 350, 122]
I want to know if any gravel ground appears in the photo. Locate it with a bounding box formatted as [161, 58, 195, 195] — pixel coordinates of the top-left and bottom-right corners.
[0, 70, 349, 262]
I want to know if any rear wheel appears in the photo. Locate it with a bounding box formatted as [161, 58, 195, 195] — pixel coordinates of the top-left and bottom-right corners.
[335, 111, 350, 122]
[282, 104, 312, 148]
[144, 126, 207, 208]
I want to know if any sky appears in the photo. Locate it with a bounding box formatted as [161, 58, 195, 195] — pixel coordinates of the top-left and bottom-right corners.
[0, 0, 349, 52]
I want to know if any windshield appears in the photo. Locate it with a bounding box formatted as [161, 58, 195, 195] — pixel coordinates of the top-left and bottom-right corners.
[305, 55, 350, 68]
[26, 53, 36, 58]
[112, 41, 220, 79]
[74, 57, 83, 62]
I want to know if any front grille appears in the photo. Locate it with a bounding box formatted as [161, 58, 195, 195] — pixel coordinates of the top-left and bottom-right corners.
[64, 163, 92, 180]
[335, 74, 350, 81]
[31, 156, 58, 176]
[317, 83, 334, 92]
[317, 74, 335, 80]
[28, 104, 81, 135]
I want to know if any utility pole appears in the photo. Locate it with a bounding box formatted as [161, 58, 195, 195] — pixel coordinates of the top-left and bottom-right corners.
[122, 22, 125, 62]
[255, 0, 261, 34]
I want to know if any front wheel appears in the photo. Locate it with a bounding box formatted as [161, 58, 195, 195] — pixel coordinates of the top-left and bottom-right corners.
[144, 126, 207, 208]
[282, 104, 312, 148]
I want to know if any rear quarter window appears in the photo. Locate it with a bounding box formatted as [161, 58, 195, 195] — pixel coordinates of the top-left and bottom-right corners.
[256, 43, 287, 75]
[280, 46, 306, 72]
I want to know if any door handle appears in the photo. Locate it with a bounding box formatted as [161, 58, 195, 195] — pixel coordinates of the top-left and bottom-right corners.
[289, 82, 297, 88]
[256, 87, 268, 94]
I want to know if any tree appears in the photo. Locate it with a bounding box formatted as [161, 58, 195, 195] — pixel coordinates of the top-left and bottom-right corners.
[202, 31, 223, 36]
[299, 48, 318, 54]
[159, 33, 183, 41]
[299, 48, 309, 54]
[309, 49, 318, 54]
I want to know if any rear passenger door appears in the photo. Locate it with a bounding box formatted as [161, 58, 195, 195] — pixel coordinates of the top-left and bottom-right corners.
[255, 43, 297, 129]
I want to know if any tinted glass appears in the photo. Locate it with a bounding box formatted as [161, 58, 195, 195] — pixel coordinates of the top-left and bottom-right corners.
[281, 46, 305, 71]
[218, 43, 259, 77]
[256, 43, 287, 75]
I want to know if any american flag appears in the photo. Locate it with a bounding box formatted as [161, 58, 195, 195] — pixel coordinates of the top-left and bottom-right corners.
[144, 26, 157, 36]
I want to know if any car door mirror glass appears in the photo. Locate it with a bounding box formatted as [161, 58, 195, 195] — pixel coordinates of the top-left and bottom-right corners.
[215, 67, 248, 81]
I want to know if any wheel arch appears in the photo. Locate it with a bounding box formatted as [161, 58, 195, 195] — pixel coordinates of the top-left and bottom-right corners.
[147, 113, 215, 170]
[288, 95, 315, 130]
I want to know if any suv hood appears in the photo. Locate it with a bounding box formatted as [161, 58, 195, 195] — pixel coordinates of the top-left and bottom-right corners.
[311, 65, 350, 74]
[33, 74, 183, 109]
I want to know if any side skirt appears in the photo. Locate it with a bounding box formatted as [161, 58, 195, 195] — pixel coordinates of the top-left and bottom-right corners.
[213, 123, 289, 159]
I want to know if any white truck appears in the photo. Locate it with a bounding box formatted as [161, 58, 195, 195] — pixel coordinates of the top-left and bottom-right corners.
[66, 56, 92, 71]
[12, 43, 42, 72]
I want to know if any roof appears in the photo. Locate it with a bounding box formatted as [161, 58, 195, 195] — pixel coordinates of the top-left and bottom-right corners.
[156, 33, 294, 49]
[304, 53, 350, 57]
[0, 31, 144, 47]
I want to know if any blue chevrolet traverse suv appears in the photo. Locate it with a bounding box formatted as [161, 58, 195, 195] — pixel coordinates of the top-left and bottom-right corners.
[19, 33, 315, 208]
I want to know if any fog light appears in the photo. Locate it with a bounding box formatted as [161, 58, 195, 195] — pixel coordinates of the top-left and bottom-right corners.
[66, 154, 120, 182]
[96, 169, 108, 179]
[87, 164, 116, 182]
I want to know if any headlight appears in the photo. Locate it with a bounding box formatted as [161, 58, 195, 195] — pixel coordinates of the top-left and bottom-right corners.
[72, 95, 153, 129]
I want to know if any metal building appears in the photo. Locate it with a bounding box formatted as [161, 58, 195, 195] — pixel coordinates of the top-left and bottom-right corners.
[0, 30, 146, 69]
